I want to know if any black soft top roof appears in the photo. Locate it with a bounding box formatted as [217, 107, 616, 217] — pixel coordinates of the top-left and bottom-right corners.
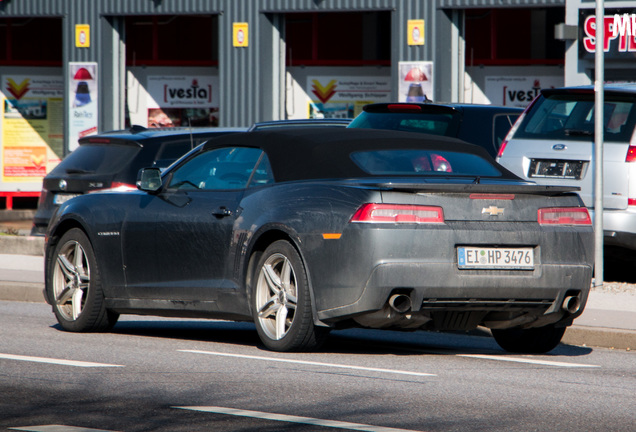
[201, 128, 519, 182]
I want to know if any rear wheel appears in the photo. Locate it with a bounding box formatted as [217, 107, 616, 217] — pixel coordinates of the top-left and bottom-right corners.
[492, 324, 566, 354]
[47, 228, 118, 332]
[252, 240, 328, 352]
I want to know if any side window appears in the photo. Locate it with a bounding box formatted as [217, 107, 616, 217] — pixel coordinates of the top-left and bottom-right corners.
[153, 140, 193, 168]
[168, 147, 263, 190]
[493, 114, 519, 149]
[250, 153, 275, 187]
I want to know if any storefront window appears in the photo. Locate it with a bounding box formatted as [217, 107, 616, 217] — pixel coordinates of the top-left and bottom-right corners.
[465, 8, 565, 65]
[126, 15, 218, 66]
[0, 18, 62, 65]
[286, 12, 391, 66]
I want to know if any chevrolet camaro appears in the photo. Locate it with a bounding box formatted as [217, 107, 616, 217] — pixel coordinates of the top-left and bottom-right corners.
[44, 128, 594, 353]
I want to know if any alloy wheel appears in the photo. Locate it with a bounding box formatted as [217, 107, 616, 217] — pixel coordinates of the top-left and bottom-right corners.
[52, 240, 90, 321]
[255, 252, 298, 340]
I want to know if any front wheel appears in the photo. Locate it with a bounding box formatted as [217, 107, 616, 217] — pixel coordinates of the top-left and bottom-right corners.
[492, 324, 566, 354]
[47, 228, 118, 332]
[252, 240, 328, 352]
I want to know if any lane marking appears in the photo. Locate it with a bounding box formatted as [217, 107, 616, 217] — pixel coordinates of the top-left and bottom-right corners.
[175, 406, 426, 432]
[178, 350, 436, 377]
[0, 353, 123, 368]
[10, 425, 120, 432]
[458, 354, 600, 368]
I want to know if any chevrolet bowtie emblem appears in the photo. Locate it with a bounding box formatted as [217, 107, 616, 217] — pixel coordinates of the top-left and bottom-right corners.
[482, 206, 505, 216]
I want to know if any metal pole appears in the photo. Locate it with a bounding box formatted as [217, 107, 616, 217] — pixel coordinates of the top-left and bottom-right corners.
[594, 0, 605, 286]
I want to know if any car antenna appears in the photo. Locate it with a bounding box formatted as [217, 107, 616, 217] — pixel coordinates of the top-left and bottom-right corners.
[188, 116, 194, 150]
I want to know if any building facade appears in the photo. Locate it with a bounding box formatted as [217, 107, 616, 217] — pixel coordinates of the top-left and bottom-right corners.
[0, 0, 568, 204]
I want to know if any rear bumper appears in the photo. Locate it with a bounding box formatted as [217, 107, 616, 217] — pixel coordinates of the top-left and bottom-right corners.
[590, 207, 636, 250]
[316, 261, 592, 323]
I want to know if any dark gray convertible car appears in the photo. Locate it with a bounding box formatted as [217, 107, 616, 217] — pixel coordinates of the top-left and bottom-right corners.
[44, 128, 594, 353]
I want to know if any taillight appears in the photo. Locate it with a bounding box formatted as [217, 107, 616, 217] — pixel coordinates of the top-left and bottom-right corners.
[431, 154, 451, 172]
[538, 207, 591, 226]
[496, 139, 508, 159]
[351, 204, 444, 224]
[626, 145, 636, 162]
[387, 104, 421, 112]
[470, 193, 515, 200]
[88, 182, 137, 193]
[110, 182, 137, 191]
[496, 99, 536, 160]
[37, 189, 48, 207]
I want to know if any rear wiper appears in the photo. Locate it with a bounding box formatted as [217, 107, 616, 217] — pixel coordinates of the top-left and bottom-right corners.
[563, 129, 593, 136]
[65, 168, 93, 174]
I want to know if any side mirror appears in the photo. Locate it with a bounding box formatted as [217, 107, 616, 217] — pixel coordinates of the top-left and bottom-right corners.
[137, 168, 163, 192]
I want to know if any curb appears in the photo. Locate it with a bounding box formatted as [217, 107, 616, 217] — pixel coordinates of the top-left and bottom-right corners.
[0, 235, 44, 256]
[1, 280, 633, 352]
[562, 326, 634, 351]
[0, 210, 36, 222]
[0, 281, 45, 303]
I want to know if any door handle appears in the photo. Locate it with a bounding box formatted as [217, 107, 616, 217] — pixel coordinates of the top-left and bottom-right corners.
[212, 206, 233, 217]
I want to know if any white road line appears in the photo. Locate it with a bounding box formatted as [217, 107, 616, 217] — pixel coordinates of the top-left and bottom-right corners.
[10, 425, 120, 432]
[458, 354, 600, 368]
[175, 406, 426, 432]
[178, 350, 436, 377]
[0, 353, 123, 368]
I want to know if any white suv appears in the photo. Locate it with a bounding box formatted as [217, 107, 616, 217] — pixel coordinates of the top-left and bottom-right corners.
[497, 84, 636, 252]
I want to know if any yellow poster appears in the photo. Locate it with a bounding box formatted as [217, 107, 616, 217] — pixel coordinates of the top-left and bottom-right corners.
[407, 19, 425, 46]
[75, 24, 91, 48]
[233, 22, 249, 47]
[1, 76, 64, 183]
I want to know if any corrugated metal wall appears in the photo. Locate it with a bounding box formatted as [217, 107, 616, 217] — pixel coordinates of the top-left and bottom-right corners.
[223, 0, 438, 125]
[0, 0, 563, 130]
[1, 0, 437, 127]
[437, 0, 565, 8]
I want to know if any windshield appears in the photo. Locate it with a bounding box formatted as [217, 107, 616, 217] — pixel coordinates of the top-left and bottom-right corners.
[351, 149, 502, 177]
[514, 93, 636, 143]
[348, 111, 460, 136]
[49, 144, 140, 176]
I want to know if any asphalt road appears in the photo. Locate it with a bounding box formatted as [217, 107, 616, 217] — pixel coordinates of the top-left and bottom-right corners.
[1, 301, 634, 432]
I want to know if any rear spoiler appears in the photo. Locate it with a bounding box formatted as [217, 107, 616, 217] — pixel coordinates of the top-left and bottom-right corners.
[375, 182, 580, 196]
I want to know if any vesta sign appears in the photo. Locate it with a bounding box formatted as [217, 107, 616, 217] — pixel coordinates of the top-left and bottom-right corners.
[580, 10, 636, 58]
[163, 79, 212, 105]
[147, 76, 218, 108]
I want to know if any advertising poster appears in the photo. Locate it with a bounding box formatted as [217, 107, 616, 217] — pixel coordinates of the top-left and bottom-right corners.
[146, 75, 220, 127]
[398, 61, 433, 102]
[69, 62, 98, 152]
[485, 76, 563, 107]
[1, 75, 64, 184]
[307, 76, 391, 118]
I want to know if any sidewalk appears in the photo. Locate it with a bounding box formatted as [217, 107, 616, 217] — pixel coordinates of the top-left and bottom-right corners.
[1, 211, 635, 351]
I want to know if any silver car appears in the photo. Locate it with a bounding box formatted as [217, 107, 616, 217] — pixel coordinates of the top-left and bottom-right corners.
[497, 84, 636, 255]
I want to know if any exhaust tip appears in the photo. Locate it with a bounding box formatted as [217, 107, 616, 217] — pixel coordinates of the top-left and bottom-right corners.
[562, 295, 581, 314]
[389, 294, 412, 313]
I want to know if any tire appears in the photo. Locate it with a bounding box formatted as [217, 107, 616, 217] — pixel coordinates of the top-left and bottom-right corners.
[47, 228, 118, 332]
[252, 240, 328, 352]
[492, 324, 566, 354]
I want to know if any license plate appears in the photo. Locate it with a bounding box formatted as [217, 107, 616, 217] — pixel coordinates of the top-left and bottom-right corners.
[457, 247, 534, 269]
[528, 159, 584, 179]
[53, 193, 80, 205]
